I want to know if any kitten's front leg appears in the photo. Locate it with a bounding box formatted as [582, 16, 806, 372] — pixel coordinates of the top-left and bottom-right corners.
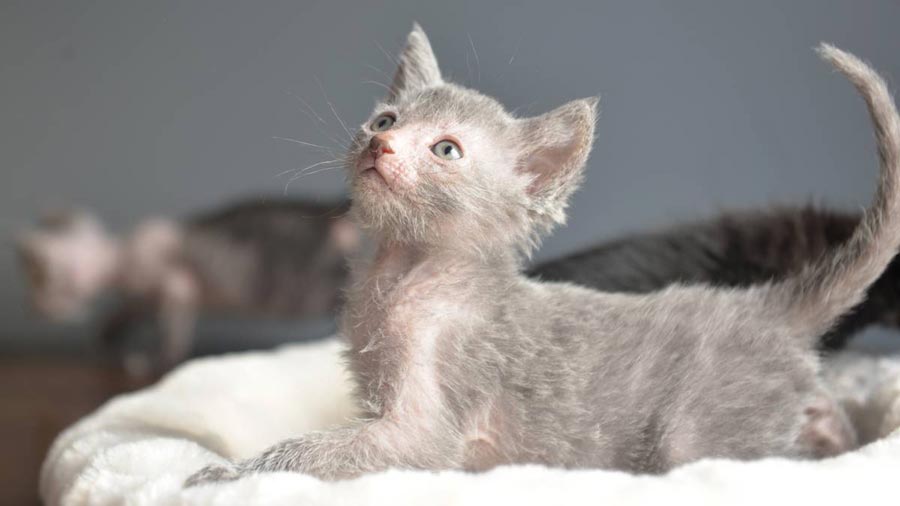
[99, 301, 147, 349]
[185, 418, 461, 486]
[158, 267, 198, 370]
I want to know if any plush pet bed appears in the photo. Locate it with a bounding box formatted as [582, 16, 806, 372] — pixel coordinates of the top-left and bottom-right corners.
[40, 336, 900, 506]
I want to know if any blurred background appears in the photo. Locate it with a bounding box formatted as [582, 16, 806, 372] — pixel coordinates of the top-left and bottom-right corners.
[2, 0, 899, 503]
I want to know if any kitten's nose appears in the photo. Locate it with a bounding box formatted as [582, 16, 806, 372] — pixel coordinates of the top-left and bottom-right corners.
[368, 135, 395, 158]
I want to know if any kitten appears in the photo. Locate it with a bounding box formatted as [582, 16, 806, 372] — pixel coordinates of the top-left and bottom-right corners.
[187, 27, 899, 484]
[17, 198, 356, 370]
[530, 206, 900, 350]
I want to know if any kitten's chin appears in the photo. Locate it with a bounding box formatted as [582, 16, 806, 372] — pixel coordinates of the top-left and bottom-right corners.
[354, 165, 388, 189]
[361, 167, 384, 184]
[354, 168, 403, 207]
[351, 177, 390, 212]
[350, 187, 421, 242]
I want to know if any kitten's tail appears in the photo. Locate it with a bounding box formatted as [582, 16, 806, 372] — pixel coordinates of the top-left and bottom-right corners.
[772, 44, 900, 340]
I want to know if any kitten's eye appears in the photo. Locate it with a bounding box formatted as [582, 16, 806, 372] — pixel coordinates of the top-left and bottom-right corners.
[431, 140, 463, 160]
[371, 114, 395, 132]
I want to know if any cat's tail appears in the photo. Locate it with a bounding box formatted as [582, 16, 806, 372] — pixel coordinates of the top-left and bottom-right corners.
[771, 44, 900, 340]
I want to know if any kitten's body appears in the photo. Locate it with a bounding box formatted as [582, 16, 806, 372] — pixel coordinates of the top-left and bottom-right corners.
[344, 248, 827, 472]
[18, 198, 355, 369]
[187, 29, 899, 484]
[530, 207, 900, 350]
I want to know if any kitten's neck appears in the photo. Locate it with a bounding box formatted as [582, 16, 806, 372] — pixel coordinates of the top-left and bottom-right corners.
[364, 239, 519, 281]
[345, 238, 518, 359]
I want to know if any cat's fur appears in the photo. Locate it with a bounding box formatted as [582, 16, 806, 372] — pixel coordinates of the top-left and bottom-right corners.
[187, 27, 900, 484]
[17, 198, 355, 370]
[530, 206, 900, 350]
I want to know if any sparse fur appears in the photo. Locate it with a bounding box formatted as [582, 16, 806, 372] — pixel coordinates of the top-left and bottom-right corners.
[186, 30, 898, 485]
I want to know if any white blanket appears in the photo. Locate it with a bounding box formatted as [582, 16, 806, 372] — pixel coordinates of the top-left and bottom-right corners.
[40, 337, 900, 506]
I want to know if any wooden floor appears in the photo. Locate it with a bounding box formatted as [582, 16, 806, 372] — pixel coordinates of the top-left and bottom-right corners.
[0, 357, 150, 505]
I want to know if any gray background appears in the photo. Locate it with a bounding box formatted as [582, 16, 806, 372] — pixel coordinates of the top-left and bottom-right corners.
[2, 0, 900, 353]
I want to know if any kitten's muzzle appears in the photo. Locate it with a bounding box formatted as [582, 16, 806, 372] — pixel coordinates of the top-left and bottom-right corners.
[358, 135, 398, 186]
[368, 134, 395, 157]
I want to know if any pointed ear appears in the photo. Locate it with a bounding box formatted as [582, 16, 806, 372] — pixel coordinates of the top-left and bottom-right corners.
[38, 209, 103, 235]
[67, 210, 103, 232]
[517, 97, 599, 222]
[389, 23, 443, 100]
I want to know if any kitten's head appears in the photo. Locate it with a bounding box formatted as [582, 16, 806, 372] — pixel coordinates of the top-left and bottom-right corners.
[348, 24, 597, 256]
[16, 211, 118, 321]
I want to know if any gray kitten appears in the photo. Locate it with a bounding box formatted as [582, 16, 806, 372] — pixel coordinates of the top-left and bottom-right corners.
[187, 26, 899, 485]
[17, 198, 356, 371]
[530, 206, 900, 351]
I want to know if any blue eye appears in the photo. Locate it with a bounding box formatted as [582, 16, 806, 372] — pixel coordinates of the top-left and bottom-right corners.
[431, 140, 463, 160]
[371, 114, 395, 132]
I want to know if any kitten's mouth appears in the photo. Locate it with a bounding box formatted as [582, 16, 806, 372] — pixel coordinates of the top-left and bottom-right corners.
[361, 165, 389, 187]
[363, 166, 381, 179]
[357, 154, 398, 191]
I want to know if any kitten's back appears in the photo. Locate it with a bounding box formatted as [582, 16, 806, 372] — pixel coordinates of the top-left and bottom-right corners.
[529, 206, 900, 349]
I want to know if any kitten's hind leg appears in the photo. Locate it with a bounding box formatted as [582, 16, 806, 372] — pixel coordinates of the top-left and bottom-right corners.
[797, 392, 858, 458]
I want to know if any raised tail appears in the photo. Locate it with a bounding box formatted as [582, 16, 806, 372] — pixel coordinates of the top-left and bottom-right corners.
[770, 44, 900, 340]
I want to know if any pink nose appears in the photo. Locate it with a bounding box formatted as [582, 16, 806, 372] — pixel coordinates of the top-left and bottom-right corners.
[368, 135, 395, 157]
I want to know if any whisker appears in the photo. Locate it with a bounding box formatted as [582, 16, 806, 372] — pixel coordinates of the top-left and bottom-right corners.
[282, 165, 344, 193]
[375, 41, 400, 67]
[319, 130, 351, 151]
[287, 91, 328, 126]
[365, 63, 391, 80]
[298, 165, 344, 178]
[508, 37, 521, 66]
[314, 75, 355, 143]
[467, 33, 480, 83]
[272, 136, 336, 153]
[285, 91, 352, 148]
[274, 158, 342, 178]
[362, 80, 392, 93]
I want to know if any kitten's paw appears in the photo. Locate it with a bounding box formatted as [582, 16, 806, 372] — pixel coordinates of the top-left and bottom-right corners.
[184, 463, 243, 487]
[874, 378, 900, 438]
[798, 395, 858, 457]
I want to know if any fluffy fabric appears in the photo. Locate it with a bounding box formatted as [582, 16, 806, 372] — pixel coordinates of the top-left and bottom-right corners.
[40, 337, 900, 506]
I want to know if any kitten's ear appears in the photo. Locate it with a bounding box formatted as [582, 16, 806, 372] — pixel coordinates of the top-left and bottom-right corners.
[389, 23, 443, 100]
[39, 209, 104, 236]
[68, 210, 104, 235]
[517, 97, 599, 223]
